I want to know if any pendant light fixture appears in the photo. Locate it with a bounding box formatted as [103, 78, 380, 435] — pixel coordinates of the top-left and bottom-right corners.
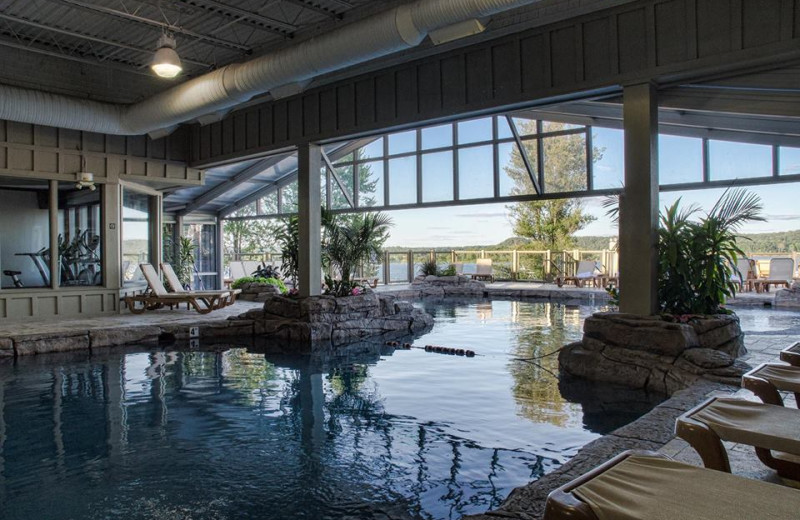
[151, 33, 182, 78]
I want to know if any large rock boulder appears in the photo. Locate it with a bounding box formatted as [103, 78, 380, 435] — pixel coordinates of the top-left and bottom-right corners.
[775, 282, 800, 308]
[560, 312, 748, 395]
[235, 292, 434, 345]
[236, 281, 281, 302]
[409, 274, 486, 297]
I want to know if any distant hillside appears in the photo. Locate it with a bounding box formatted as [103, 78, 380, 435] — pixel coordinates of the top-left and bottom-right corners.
[387, 231, 800, 252]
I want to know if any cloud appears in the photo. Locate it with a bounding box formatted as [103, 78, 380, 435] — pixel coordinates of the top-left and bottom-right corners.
[764, 214, 800, 221]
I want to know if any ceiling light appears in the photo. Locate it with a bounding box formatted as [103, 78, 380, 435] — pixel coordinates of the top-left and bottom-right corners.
[151, 34, 182, 78]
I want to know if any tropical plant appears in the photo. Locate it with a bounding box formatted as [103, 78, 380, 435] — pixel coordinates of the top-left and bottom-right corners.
[176, 236, 197, 288]
[323, 210, 392, 287]
[231, 276, 287, 294]
[252, 264, 280, 279]
[438, 264, 457, 276]
[419, 259, 438, 276]
[658, 189, 763, 315]
[323, 274, 366, 298]
[275, 215, 300, 287]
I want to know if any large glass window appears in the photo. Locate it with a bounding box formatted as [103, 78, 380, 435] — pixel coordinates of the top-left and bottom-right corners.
[58, 184, 102, 286]
[122, 189, 152, 284]
[280, 181, 299, 213]
[421, 124, 452, 150]
[592, 128, 624, 190]
[499, 141, 536, 196]
[779, 146, 800, 176]
[358, 161, 384, 207]
[458, 145, 494, 200]
[457, 118, 492, 144]
[0, 178, 51, 289]
[388, 156, 417, 205]
[543, 132, 587, 193]
[388, 131, 416, 155]
[659, 135, 704, 185]
[709, 140, 772, 181]
[422, 151, 454, 203]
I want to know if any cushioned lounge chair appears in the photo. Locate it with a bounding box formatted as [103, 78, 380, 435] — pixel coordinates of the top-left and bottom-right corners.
[472, 258, 494, 283]
[124, 263, 232, 315]
[781, 342, 800, 367]
[161, 263, 241, 304]
[562, 260, 600, 288]
[743, 363, 800, 407]
[675, 396, 800, 480]
[543, 450, 800, 520]
[756, 257, 795, 293]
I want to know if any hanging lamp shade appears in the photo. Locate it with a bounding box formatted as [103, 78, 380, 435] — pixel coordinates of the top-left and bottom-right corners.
[151, 35, 182, 78]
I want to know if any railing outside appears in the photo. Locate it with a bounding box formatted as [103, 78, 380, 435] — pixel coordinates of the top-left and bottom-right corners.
[223, 249, 798, 285]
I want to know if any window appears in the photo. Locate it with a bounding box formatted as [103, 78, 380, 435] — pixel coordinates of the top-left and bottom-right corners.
[360, 137, 384, 160]
[709, 140, 772, 181]
[421, 124, 453, 150]
[358, 161, 384, 207]
[458, 145, 494, 199]
[779, 146, 800, 176]
[499, 141, 535, 196]
[184, 223, 217, 290]
[543, 133, 587, 193]
[388, 130, 416, 155]
[659, 135, 703, 185]
[422, 151, 454, 203]
[331, 164, 355, 210]
[58, 183, 102, 286]
[258, 191, 278, 214]
[457, 117, 492, 144]
[280, 181, 298, 213]
[592, 128, 624, 190]
[122, 189, 153, 284]
[388, 156, 417, 205]
[0, 178, 51, 289]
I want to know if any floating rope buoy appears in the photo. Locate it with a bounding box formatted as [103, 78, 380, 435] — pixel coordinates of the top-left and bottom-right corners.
[421, 344, 475, 357]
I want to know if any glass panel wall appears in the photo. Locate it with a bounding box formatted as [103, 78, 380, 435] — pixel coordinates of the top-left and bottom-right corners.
[184, 223, 217, 290]
[58, 184, 102, 286]
[122, 189, 152, 284]
[659, 135, 704, 185]
[709, 140, 772, 181]
[0, 178, 51, 289]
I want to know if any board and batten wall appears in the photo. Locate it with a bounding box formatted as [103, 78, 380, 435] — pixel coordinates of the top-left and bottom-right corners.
[188, 0, 800, 168]
[0, 119, 203, 321]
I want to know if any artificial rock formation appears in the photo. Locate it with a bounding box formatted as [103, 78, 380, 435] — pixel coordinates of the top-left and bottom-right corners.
[234, 292, 434, 345]
[236, 281, 281, 302]
[775, 281, 800, 308]
[409, 275, 486, 297]
[559, 312, 749, 395]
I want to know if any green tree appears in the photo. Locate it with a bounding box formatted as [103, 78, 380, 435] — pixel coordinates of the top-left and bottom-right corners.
[506, 121, 598, 250]
[223, 202, 279, 259]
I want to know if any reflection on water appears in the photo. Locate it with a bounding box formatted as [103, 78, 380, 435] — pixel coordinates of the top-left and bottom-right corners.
[0, 299, 664, 520]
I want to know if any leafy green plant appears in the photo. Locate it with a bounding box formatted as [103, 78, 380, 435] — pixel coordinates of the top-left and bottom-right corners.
[438, 264, 457, 276]
[419, 259, 438, 276]
[323, 210, 392, 286]
[323, 274, 366, 297]
[176, 236, 197, 288]
[276, 215, 300, 287]
[231, 276, 288, 293]
[252, 264, 280, 279]
[658, 189, 763, 315]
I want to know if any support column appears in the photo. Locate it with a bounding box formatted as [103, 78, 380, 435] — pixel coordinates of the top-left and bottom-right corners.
[619, 82, 659, 315]
[216, 214, 225, 290]
[297, 142, 322, 297]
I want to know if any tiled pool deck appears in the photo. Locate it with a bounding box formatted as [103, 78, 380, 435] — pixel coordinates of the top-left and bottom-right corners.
[0, 286, 796, 519]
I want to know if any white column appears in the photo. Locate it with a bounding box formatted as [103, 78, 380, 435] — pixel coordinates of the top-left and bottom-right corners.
[297, 142, 322, 297]
[619, 82, 659, 316]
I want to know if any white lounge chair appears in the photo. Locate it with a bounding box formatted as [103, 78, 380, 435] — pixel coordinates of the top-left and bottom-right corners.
[161, 263, 241, 303]
[562, 260, 600, 288]
[731, 257, 756, 291]
[124, 263, 232, 314]
[756, 257, 794, 292]
[228, 261, 249, 281]
[472, 258, 494, 283]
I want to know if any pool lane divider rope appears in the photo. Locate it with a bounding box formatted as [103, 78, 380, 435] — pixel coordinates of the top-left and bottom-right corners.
[385, 341, 476, 357]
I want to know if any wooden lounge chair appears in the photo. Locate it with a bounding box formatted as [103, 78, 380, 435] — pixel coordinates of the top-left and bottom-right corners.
[561, 260, 600, 288]
[124, 263, 232, 315]
[781, 341, 800, 367]
[743, 363, 800, 407]
[161, 263, 241, 305]
[755, 257, 794, 293]
[675, 396, 800, 480]
[543, 450, 800, 520]
[471, 258, 494, 283]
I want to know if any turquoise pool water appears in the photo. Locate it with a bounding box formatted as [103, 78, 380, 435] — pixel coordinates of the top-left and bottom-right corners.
[0, 299, 664, 520]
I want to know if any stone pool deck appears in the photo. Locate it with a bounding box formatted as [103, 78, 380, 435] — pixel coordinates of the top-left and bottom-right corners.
[464, 331, 797, 520]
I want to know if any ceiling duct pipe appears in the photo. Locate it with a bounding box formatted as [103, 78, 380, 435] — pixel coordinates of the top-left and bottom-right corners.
[0, 0, 539, 135]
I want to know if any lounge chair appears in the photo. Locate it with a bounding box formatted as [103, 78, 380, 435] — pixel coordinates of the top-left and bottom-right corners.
[471, 258, 494, 283]
[781, 341, 800, 366]
[755, 257, 794, 293]
[228, 261, 249, 281]
[543, 450, 800, 520]
[124, 263, 232, 315]
[561, 260, 600, 288]
[675, 396, 800, 480]
[732, 257, 756, 292]
[453, 262, 464, 276]
[161, 263, 241, 304]
[352, 277, 379, 288]
[743, 363, 800, 407]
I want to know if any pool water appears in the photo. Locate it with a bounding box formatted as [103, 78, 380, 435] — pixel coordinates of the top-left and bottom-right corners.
[0, 299, 664, 520]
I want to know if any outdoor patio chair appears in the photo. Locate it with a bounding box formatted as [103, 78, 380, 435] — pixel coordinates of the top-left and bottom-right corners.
[743, 363, 800, 407]
[781, 342, 800, 367]
[161, 263, 241, 305]
[228, 261, 249, 281]
[561, 260, 600, 288]
[124, 263, 232, 315]
[675, 396, 800, 480]
[454, 262, 464, 276]
[472, 258, 494, 283]
[755, 257, 794, 293]
[732, 257, 757, 292]
[543, 450, 800, 520]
